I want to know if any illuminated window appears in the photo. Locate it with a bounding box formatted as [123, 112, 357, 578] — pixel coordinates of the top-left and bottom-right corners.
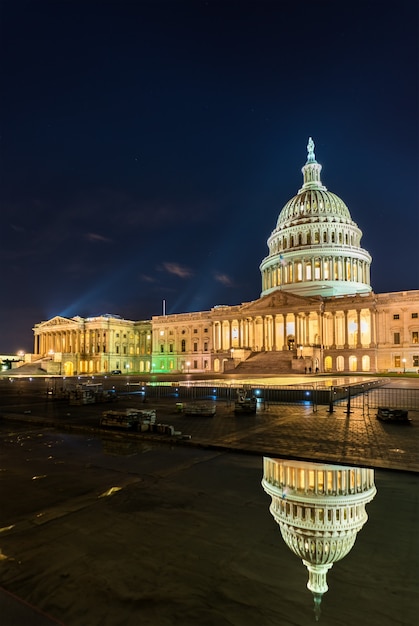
[394, 356, 401, 367]
[296, 262, 303, 281]
[413, 355, 419, 367]
[412, 332, 418, 344]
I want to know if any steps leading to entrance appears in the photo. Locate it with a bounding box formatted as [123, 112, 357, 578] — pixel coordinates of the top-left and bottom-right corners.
[234, 351, 295, 375]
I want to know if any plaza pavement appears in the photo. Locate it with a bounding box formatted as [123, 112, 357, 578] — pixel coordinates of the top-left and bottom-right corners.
[1, 393, 418, 473]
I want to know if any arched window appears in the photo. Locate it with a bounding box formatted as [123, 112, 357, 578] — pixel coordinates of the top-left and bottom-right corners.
[181, 339, 186, 352]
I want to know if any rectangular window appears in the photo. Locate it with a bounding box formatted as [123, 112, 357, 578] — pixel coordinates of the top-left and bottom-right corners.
[193, 329, 198, 334]
[394, 356, 401, 367]
[393, 314, 399, 320]
[204, 342, 208, 351]
[116, 346, 119, 354]
[160, 344, 164, 353]
[193, 342, 198, 352]
[412, 332, 418, 344]
[193, 360, 198, 369]
[169, 344, 173, 352]
[412, 313, 418, 319]
[204, 328, 208, 333]
[394, 332, 400, 344]
[413, 355, 419, 367]
[123, 346, 127, 354]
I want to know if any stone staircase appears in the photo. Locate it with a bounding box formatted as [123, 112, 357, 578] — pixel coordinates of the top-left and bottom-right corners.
[234, 351, 296, 375]
[1, 359, 48, 376]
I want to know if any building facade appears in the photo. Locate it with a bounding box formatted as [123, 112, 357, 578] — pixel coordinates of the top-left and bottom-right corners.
[33, 314, 152, 376]
[32, 140, 419, 375]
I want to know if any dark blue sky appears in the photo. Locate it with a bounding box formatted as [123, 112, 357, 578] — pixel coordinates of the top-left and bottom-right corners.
[1, 0, 418, 353]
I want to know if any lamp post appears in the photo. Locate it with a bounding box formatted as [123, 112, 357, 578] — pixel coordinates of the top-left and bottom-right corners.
[186, 361, 191, 374]
[299, 345, 303, 359]
[402, 358, 406, 373]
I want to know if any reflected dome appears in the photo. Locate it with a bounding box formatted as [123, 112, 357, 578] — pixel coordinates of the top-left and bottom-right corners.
[262, 457, 376, 620]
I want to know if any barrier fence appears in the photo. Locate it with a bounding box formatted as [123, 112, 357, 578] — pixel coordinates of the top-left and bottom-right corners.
[124, 378, 414, 415]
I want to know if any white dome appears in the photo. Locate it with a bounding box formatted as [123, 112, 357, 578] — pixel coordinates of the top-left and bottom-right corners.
[260, 138, 372, 298]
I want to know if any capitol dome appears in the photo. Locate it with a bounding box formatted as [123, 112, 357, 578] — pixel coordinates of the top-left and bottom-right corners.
[260, 138, 372, 297]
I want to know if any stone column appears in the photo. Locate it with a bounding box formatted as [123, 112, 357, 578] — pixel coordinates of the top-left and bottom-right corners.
[331, 312, 336, 349]
[344, 310, 349, 349]
[282, 313, 287, 350]
[369, 308, 376, 347]
[356, 309, 362, 348]
[294, 313, 299, 346]
[272, 314, 277, 350]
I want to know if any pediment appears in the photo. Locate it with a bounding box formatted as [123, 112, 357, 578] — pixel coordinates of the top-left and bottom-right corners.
[37, 315, 80, 329]
[240, 291, 323, 313]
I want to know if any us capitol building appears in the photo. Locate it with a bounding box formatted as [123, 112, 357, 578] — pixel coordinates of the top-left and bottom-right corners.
[32, 139, 419, 376]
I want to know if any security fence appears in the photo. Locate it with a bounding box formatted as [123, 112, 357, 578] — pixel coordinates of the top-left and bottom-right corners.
[334, 386, 419, 413]
[125, 378, 412, 415]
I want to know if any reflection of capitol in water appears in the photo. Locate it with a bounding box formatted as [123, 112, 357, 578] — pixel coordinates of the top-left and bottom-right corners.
[262, 458, 376, 620]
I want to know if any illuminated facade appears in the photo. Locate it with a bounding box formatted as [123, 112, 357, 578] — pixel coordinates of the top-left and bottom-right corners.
[32, 140, 419, 375]
[262, 457, 376, 620]
[33, 314, 151, 376]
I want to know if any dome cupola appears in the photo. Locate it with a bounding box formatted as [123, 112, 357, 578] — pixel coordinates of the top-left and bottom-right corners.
[260, 138, 372, 297]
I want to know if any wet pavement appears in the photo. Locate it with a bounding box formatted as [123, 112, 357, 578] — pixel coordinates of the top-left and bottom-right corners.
[1, 390, 418, 473]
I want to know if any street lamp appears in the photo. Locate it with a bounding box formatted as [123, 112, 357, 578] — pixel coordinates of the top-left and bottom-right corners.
[299, 345, 303, 359]
[402, 358, 406, 373]
[186, 361, 190, 373]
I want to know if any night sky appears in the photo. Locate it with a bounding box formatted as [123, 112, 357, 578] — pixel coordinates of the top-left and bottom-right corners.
[1, 0, 418, 354]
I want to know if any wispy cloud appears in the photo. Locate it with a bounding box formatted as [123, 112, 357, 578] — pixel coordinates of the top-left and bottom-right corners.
[85, 233, 112, 243]
[162, 262, 193, 278]
[140, 274, 155, 283]
[214, 273, 233, 286]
